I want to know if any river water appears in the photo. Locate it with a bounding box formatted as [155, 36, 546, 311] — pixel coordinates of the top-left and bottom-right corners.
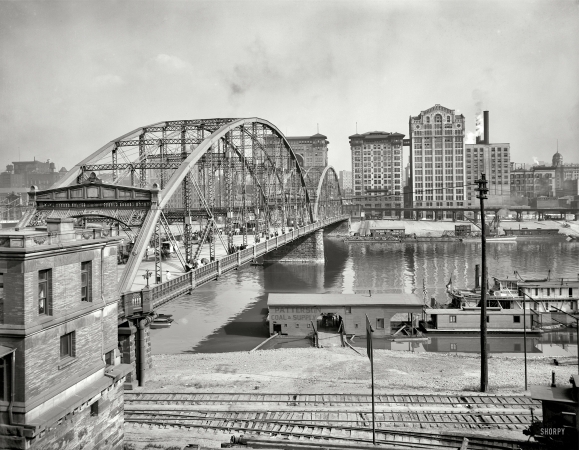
[151, 238, 579, 357]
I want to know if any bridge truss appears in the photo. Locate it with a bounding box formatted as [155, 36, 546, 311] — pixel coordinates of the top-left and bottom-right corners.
[20, 118, 344, 292]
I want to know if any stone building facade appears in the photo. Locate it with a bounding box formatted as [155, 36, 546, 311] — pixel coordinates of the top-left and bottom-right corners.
[408, 105, 466, 211]
[0, 218, 131, 450]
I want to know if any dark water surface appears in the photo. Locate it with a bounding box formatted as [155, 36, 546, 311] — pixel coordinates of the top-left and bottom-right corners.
[152, 238, 579, 356]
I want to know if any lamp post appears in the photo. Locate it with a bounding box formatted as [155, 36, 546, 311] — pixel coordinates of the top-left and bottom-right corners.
[550, 305, 579, 374]
[143, 269, 152, 288]
[519, 292, 532, 390]
[476, 174, 489, 392]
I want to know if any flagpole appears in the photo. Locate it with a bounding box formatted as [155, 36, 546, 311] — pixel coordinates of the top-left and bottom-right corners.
[365, 314, 376, 445]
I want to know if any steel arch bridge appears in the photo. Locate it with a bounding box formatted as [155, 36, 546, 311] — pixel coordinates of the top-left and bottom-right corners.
[19, 118, 345, 292]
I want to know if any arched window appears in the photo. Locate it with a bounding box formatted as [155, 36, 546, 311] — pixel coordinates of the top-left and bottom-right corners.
[426, 116, 431, 123]
[435, 114, 442, 123]
[446, 116, 451, 122]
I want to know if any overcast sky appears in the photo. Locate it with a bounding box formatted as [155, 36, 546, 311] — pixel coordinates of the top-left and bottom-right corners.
[1, 0, 578, 174]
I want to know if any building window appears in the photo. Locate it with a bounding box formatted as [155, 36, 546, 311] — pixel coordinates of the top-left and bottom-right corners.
[60, 332, 76, 359]
[81, 261, 92, 302]
[38, 269, 52, 315]
[487, 316, 490, 323]
[449, 315, 457, 323]
[105, 350, 114, 367]
[345, 306, 352, 314]
[450, 343, 457, 350]
[513, 316, 521, 323]
[0, 272, 3, 301]
[0, 355, 9, 402]
[376, 318, 385, 329]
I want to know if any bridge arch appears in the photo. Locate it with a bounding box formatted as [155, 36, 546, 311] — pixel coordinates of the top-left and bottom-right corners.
[44, 118, 326, 292]
[312, 166, 343, 221]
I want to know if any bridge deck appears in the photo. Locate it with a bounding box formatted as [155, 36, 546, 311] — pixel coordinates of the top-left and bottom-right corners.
[118, 214, 349, 319]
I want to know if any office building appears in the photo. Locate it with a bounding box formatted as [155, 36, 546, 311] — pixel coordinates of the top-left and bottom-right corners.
[511, 151, 579, 198]
[349, 131, 404, 217]
[408, 105, 466, 211]
[286, 134, 329, 168]
[464, 111, 511, 206]
[338, 170, 353, 197]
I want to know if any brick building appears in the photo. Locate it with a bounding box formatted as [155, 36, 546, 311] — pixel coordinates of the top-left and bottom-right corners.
[285, 134, 329, 168]
[349, 131, 404, 218]
[0, 218, 131, 449]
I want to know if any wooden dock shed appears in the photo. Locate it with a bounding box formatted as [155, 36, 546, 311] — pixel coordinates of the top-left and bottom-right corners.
[267, 293, 424, 337]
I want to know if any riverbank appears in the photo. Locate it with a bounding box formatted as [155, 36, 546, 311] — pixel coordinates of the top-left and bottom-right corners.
[124, 347, 575, 449]
[349, 218, 579, 238]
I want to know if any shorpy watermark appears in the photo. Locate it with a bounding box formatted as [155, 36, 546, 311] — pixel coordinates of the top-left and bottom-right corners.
[540, 427, 566, 437]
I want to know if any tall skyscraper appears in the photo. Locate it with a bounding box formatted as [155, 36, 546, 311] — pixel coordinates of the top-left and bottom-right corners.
[409, 105, 466, 212]
[349, 131, 404, 217]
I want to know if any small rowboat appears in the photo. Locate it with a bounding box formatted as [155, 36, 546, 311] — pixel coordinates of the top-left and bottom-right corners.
[151, 314, 174, 329]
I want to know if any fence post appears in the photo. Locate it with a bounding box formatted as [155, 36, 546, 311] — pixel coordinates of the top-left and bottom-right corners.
[253, 245, 257, 259]
[276, 236, 279, 248]
[265, 239, 268, 253]
[237, 250, 241, 266]
[217, 259, 222, 276]
[142, 286, 152, 313]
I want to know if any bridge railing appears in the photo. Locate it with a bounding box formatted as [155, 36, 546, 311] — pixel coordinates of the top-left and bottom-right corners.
[118, 214, 350, 319]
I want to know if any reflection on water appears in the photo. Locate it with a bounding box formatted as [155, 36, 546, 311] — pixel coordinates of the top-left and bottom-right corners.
[152, 239, 579, 355]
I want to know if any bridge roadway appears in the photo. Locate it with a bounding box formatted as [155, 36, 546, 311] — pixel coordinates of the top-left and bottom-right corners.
[118, 214, 350, 319]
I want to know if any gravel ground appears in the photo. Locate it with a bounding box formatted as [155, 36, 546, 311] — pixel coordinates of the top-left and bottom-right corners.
[124, 347, 577, 449]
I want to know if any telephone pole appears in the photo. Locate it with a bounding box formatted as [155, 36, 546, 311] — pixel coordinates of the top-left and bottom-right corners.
[476, 173, 489, 392]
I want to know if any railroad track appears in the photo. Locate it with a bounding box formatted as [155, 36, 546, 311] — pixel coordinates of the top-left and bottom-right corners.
[125, 393, 540, 448]
[124, 392, 541, 409]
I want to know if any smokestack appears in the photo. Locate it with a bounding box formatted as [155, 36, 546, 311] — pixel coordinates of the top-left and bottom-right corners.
[483, 111, 489, 144]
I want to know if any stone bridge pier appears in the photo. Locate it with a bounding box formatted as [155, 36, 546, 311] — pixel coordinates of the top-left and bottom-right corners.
[118, 315, 154, 389]
[263, 219, 350, 264]
[263, 229, 325, 264]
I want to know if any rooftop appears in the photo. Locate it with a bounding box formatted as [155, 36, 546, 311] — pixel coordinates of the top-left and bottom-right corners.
[349, 131, 405, 140]
[268, 293, 423, 307]
[0, 218, 123, 252]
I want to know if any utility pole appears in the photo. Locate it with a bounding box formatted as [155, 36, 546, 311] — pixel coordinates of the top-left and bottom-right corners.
[476, 173, 489, 392]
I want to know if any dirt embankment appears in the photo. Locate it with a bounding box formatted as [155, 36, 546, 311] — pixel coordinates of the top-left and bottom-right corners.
[125, 348, 575, 449]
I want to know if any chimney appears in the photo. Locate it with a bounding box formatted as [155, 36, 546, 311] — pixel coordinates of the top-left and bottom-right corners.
[483, 111, 489, 144]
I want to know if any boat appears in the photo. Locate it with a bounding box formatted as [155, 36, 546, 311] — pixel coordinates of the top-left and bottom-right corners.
[503, 228, 561, 237]
[446, 273, 579, 319]
[151, 313, 174, 329]
[486, 236, 517, 242]
[421, 307, 542, 335]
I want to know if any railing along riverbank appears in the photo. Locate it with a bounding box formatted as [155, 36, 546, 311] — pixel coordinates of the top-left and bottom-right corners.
[118, 214, 349, 318]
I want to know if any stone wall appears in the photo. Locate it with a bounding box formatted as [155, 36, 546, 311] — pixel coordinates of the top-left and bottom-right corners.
[118, 324, 137, 386]
[263, 229, 324, 264]
[29, 378, 126, 450]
